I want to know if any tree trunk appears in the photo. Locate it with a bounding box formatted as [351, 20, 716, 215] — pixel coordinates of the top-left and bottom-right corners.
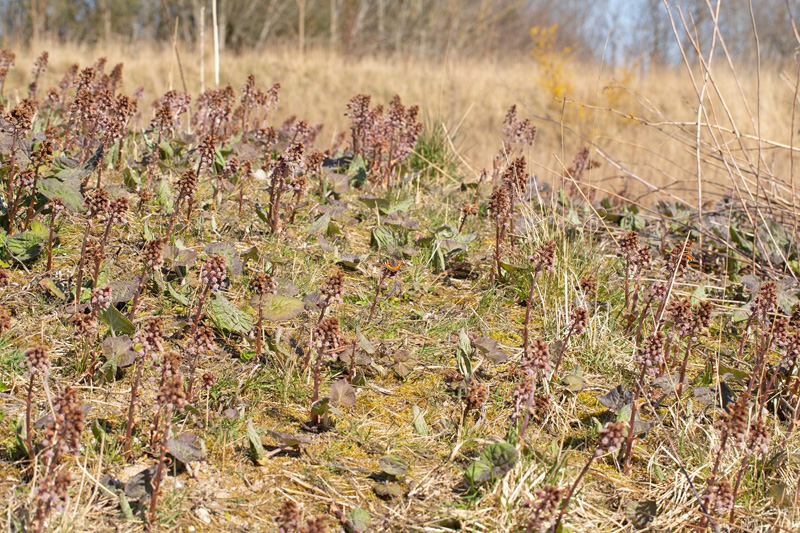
[377, 0, 385, 50]
[217, 0, 227, 53]
[297, 0, 306, 55]
[102, 0, 112, 43]
[330, 0, 339, 50]
[30, 0, 44, 43]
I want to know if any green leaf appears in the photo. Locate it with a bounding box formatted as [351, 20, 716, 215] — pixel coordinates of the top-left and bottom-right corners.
[456, 329, 474, 377]
[39, 277, 66, 300]
[247, 419, 267, 466]
[267, 430, 311, 448]
[718, 363, 750, 383]
[616, 404, 654, 437]
[92, 419, 107, 444]
[100, 335, 137, 381]
[255, 203, 270, 224]
[310, 397, 330, 416]
[240, 246, 260, 265]
[355, 327, 376, 355]
[690, 283, 706, 305]
[432, 247, 445, 272]
[372, 482, 404, 499]
[624, 500, 658, 530]
[473, 336, 509, 363]
[155, 178, 174, 212]
[730, 226, 753, 255]
[370, 225, 401, 250]
[379, 455, 409, 478]
[768, 483, 792, 507]
[561, 374, 586, 392]
[39, 174, 85, 212]
[347, 508, 371, 532]
[306, 213, 331, 235]
[348, 155, 368, 186]
[260, 294, 305, 321]
[167, 283, 190, 306]
[6, 230, 45, 262]
[167, 433, 206, 464]
[411, 405, 429, 436]
[329, 379, 357, 407]
[337, 253, 369, 270]
[122, 167, 141, 189]
[209, 293, 253, 335]
[163, 245, 198, 268]
[464, 442, 519, 485]
[98, 306, 135, 335]
[499, 261, 523, 273]
[389, 197, 414, 214]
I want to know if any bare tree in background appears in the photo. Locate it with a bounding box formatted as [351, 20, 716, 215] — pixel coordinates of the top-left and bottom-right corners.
[0, 0, 795, 66]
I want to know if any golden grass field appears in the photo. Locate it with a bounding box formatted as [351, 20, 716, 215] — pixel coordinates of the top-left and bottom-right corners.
[7, 41, 799, 209]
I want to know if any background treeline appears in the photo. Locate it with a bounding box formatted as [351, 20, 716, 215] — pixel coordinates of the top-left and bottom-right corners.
[0, 0, 797, 65]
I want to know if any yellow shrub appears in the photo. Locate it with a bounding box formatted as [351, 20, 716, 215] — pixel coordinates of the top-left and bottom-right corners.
[530, 24, 574, 104]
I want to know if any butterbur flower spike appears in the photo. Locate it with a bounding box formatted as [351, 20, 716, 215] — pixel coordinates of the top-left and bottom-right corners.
[596, 420, 627, 456]
[23, 345, 50, 462]
[529, 240, 556, 274]
[252, 272, 277, 295]
[525, 485, 564, 532]
[157, 375, 188, 412]
[91, 286, 112, 312]
[319, 270, 344, 308]
[23, 345, 50, 378]
[635, 332, 665, 376]
[200, 255, 227, 292]
[465, 381, 488, 413]
[314, 317, 344, 352]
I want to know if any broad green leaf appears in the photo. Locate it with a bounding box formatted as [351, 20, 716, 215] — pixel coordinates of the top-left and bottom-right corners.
[267, 430, 311, 448]
[561, 374, 586, 392]
[690, 283, 706, 305]
[306, 213, 331, 235]
[411, 405, 429, 436]
[247, 420, 266, 466]
[464, 442, 519, 485]
[100, 335, 137, 381]
[370, 225, 398, 250]
[329, 379, 357, 407]
[98, 306, 135, 335]
[6, 230, 45, 262]
[473, 336, 509, 363]
[39, 277, 66, 300]
[155, 178, 174, 212]
[209, 293, 253, 335]
[39, 174, 85, 212]
[260, 294, 304, 321]
[167, 283, 190, 306]
[347, 508, 371, 532]
[166, 433, 206, 464]
[372, 482, 404, 499]
[624, 500, 658, 530]
[357, 327, 376, 355]
[255, 203, 269, 224]
[456, 329, 474, 377]
[348, 155, 368, 186]
[337, 253, 369, 270]
[91, 419, 107, 444]
[310, 397, 330, 416]
[379, 455, 409, 478]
